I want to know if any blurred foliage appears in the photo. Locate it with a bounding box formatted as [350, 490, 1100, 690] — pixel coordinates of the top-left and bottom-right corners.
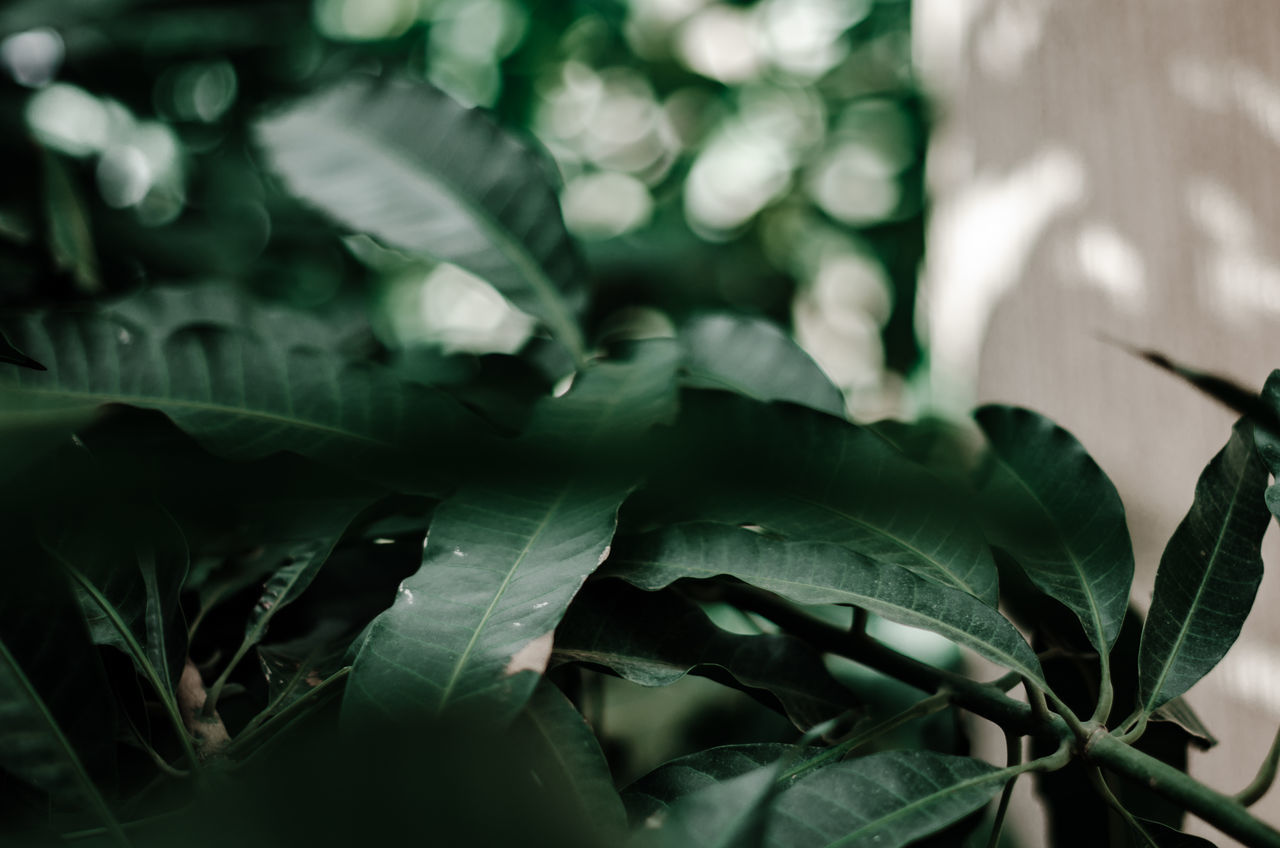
[0, 0, 924, 419]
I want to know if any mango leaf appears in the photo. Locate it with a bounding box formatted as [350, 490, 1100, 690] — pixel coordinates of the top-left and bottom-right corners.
[624, 744, 800, 826]
[1139, 419, 1269, 712]
[679, 314, 844, 418]
[651, 393, 997, 604]
[257, 621, 351, 716]
[0, 328, 43, 371]
[255, 76, 588, 361]
[48, 503, 189, 701]
[1137, 819, 1219, 847]
[554, 581, 858, 731]
[0, 557, 120, 837]
[41, 150, 100, 293]
[0, 304, 484, 493]
[508, 679, 627, 841]
[975, 405, 1133, 654]
[766, 751, 1008, 848]
[637, 762, 785, 848]
[1151, 697, 1217, 749]
[605, 524, 1045, 687]
[345, 341, 680, 725]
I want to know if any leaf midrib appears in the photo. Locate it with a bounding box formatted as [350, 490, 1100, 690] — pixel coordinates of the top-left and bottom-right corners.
[1143, 454, 1253, 711]
[1, 384, 397, 450]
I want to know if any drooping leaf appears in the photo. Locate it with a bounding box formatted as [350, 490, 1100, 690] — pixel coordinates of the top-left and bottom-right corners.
[255, 76, 588, 361]
[1139, 419, 1269, 712]
[508, 679, 627, 841]
[345, 342, 680, 725]
[554, 581, 858, 731]
[41, 150, 100, 293]
[1136, 818, 1219, 847]
[0, 302, 486, 493]
[605, 524, 1045, 687]
[766, 751, 1008, 848]
[648, 393, 997, 604]
[975, 405, 1133, 655]
[624, 744, 800, 826]
[679, 314, 844, 418]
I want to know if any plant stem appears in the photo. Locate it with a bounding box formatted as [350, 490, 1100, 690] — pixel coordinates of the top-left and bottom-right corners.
[985, 731, 1021, 848]
[1087, 730, 1280, 848]
[1237, 723, 1280, 806]
[724, 582, 1280, 848]
[224, 666, 350, 760]
[202, 635, 253, 719]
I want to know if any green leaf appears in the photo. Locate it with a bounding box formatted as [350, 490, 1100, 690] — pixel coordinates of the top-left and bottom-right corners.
[639, 763, 784, 848]
[624, 744, 800, 826]
[767, 751, 1008, 848]
[508, 679, 627, 841]
[1151, 697, 1217, 749]
[555, 581, 858, 731]
[0, 642, 124, 844]
[975, 405, 1133, 654]
[41, 150, 100, 293]
[605, 524, 1045, 687]
[0, 328, 43, 371]
[653, 393, 997, 604]
[1137, 818, 1219, 847]
[1139, 419, 1269, 712]
[0, 302, 484, 493]
[50, 504, 189, 700]
[255, 76, 588, 361]
[679, 314, 844, 418]
[345, 342, 680, 724]
[0, 558, 121, 841]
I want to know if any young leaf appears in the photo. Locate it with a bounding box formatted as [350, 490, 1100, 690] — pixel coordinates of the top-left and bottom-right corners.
[508, 679, 627, 842]
[652, 393, 998, 604]
[554, 581, 859, 731]
[767, 751, 1009, 848]
[345, 342, 680, 725]
[604, 523, 1045, 687]
[975, 405, 1133, 655]
[0, 304, 485, 493]
[1139, 419, 1269, 712]
[255, 76, 588, 361]
[678, 313, 844, 418]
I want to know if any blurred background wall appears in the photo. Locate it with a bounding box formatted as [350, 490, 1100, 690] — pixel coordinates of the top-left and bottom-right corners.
[915, 1, 1280, 843]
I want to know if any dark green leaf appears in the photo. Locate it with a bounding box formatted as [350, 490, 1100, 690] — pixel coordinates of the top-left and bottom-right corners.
[679, 314, 844, 417]
[345, 342, 680, 724]
[624, 744, 800, 826]
[767, 751, 1008, 848]
[509, 679, 627, 841]
[50, 503, 189, 700]
[0, 329, 43, 371]
[1137, 818, 1219, 847]
[41, 150, 99, 293]
[976, 405, 1133, 654]
[1140, 419, 1269, 712]
[639, 763, 784, 848]
[555, 581, 857, 731]
[654, 393, 997, 604]
[1151, 697, 1217, 749]
[605, 524, 1045, 686]
[255, 76, 588, 360]
[0, 302, 485, 493]
[257, 621, 351, 715]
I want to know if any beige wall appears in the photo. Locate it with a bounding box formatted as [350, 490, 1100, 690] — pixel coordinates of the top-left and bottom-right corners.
[915, 1, 1280, 844]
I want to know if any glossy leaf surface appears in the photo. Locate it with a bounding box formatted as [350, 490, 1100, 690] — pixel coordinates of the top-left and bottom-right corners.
[255, 76, 587, 360]
[606, 523, 1044, 686]
[679, 313, 844, 417]
[655, 393, 997, 604]
[625, 744, 799, 826]
[1140, 419, 1269, 712]
[346, 342, 680, 724]
[976, 405, 1133, 654]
